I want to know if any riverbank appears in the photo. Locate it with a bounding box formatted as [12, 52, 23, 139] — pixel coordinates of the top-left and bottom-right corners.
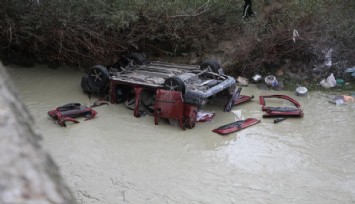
[1, 1, 354, 84]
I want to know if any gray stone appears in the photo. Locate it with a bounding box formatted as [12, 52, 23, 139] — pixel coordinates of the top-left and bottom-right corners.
[0, 62, 76, 204]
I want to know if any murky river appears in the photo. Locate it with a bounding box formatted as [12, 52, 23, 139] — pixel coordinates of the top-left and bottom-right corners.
[6, 65, 355, 204]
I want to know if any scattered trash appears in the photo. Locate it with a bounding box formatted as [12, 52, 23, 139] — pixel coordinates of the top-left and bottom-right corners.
[274, 117, 287, 124]
[330, 97, 345, 105]
[231, 109, 244, 121]
[329, 95, 355, 105]
[345, 67, 355, 77]
[295, 86, 308, 96]
[212, 118, 260, 135]
[265, 75, 278, 87]
[252, 74, 262, 83]
[345, 67, 355, 73]
[336, 79, 345, 87]
[197, 110, 215, 122]
[342, 95, 354, 103]
[320, 73, 336, 88]
[324, 48, 333, 67]
[237, 76, 249, 86]
[292, 29, 299, 43]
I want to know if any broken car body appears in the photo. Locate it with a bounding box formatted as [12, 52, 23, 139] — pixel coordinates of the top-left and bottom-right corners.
[81, 53, 237, 129]
[79, 53, 304, 130]
[48, 103, 97, 127]
[259, 95, 304, 117]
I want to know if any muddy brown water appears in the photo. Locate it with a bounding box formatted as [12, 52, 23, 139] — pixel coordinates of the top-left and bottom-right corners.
[6, 65, 355, 204]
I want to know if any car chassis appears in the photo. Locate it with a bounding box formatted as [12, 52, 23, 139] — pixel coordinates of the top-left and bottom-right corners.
[82, 54, 237, 129]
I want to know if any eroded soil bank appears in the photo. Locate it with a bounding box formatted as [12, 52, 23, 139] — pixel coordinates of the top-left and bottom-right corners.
[1, 1, 355, 87]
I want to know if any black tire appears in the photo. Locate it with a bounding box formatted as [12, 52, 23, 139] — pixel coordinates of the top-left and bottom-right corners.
[81, 73, 91, 93]
[126, 52, 145, 65]
[87, 77, 109, 94]
[87, 65, 109, 92]
[200, 60, 221, 73]
[163, 76, 186, 94]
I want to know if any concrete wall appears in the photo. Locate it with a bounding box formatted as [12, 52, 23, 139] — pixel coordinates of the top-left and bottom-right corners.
[0, 63, 77, 204]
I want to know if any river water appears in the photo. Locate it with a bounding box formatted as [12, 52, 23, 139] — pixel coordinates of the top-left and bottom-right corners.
[6, 65, 355, 204]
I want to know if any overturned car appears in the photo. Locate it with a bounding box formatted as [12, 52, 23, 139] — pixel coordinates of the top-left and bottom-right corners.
[81, 53, 237, 129]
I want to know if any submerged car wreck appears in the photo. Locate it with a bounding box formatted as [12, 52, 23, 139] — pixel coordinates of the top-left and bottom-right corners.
[81, 53, 237, 129]
[78, 53, 304, 131]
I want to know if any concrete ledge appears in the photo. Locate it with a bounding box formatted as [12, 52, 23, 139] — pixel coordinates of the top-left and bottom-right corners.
[0, 63, 76, 204]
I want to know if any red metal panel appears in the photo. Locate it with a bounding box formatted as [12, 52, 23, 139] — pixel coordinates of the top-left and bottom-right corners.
[183, 104, 198, 129]
[259, 95, 303, 117]
[154, 89, 185, 129]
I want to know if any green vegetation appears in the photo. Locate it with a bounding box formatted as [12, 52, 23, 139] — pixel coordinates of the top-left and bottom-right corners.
[0, 0, 354, 89]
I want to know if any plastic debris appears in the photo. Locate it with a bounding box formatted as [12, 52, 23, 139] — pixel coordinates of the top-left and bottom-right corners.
[343, 95, 355, 103]
[252, 74, 262, 83]
[345, 67, 355, 77]
[295, 86, 308, 96]
[336, 79, 345, 87]
[320, 73, 336, 88]
[237, 76, 249, 86]
[324, 49, 333, 67]
[265, 75, 278, 87]
[345, 67, 355, 73]
[329, 95, 355, 105]
[197, 110, 215, 122]
[292, 29, 299, 43]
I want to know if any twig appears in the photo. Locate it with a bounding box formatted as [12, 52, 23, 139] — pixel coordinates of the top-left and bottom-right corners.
[169, 1, 210, 18]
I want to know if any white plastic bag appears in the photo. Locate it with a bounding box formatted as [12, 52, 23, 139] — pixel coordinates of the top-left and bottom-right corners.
[320, 73, 336, 88]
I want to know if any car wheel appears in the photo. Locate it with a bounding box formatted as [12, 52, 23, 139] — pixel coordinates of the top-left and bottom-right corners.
[163, 76, 186, 94]
[86, 77, 108, 94]
[126, 52, 145, 65]
[87, 65, 109, 93]
[200, 60, 221, 73]
[81, 73, 91, 93]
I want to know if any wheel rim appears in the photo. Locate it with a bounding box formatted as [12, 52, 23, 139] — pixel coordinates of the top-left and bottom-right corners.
[166, 80, 179, 91]
[90, 68, 103, 82]
[164, 76, 185, 94]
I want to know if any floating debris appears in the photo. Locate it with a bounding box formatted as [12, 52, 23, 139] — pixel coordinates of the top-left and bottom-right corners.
[320, 73, 336, 88]
[265, 75, 278, 87]
[296, 86, 308, 96]
[274, 117, 287, 124]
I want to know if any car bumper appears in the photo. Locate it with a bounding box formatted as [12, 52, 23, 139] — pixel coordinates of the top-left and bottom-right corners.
[184, 76, 236, 106]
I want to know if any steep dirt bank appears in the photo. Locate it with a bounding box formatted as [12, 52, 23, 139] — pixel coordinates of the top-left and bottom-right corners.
[1, 1, 354, 90]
